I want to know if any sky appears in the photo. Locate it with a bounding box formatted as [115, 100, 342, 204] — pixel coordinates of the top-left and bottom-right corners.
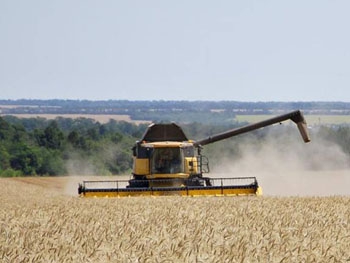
[1, 0, 349, 102]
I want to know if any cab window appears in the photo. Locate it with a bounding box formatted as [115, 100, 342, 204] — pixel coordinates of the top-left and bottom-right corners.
[152, 148, 183, 174]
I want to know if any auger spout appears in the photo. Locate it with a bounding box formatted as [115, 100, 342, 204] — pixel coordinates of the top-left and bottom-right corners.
[195, 110, 310, 146]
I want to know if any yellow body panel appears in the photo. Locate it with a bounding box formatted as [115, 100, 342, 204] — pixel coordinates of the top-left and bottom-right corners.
[133, 158, 149, 175]
[184, 157, 199, 174]
[146, 141, 189, 148]
[256, 186, 263, 196]
[81, 187, 261, 198]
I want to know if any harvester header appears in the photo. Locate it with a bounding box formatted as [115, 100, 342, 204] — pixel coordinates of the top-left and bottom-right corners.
[78, 110, 310, 197]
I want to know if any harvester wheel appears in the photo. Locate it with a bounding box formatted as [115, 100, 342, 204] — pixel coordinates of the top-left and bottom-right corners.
[127, 179, 149, 188]
[204, 177, 212, 186]
[78, 184, 84, 195]
[185, 177, 205, 187]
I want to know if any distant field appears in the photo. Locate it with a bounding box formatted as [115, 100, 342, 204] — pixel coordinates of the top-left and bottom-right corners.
[0, 176, 349, 262]
[0, 114, 149, 124]
[2, 112, 350, 125]
[235, 115, 350, 125]
[303, 115, 350, 125]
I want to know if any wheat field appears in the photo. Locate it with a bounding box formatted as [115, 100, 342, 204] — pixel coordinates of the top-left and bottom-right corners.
[1, 177, 349, 263]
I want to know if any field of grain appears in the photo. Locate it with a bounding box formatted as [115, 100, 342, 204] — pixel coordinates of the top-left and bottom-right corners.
[1, 176, 349, 262]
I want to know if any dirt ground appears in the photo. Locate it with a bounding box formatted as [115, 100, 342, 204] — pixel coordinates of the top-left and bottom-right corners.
[7, 170, 350, 197]
[257, 170, 350, 196]
[10, 175, 132, 197]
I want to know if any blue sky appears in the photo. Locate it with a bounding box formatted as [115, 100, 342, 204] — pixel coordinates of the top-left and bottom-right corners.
[1, 1, 349, 101]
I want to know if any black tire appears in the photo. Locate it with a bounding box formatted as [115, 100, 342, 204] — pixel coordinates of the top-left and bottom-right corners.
[127, 179, 149, 188]
[185, 177, 205, 187]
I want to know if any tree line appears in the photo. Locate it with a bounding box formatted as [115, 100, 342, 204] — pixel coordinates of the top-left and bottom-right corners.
[0, 116, 148, 177]
[1, 116, 350, 177]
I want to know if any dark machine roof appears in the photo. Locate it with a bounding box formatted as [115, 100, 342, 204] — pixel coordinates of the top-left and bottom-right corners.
[140, 123, 189, 142]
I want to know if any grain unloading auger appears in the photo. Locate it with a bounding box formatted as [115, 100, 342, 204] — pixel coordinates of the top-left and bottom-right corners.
[78, 110, 310, 197]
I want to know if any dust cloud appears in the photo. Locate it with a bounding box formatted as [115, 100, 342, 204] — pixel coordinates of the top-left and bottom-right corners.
[63, 176, 84, 196]
[211, 129, 350, 196]
[62, 153, 96, 196]
[63, 147, 132, 196]
[61, 150, 97, 196]
[63, 146, 118, 196]
[62, 127, 350, 197]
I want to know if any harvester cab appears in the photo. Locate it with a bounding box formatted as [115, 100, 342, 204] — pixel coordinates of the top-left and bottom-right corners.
[129, 123, 209, 188]
[78, 110, 310, 197]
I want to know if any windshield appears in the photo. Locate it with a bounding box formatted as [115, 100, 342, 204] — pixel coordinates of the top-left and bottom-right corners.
[151, 147, 184, 174]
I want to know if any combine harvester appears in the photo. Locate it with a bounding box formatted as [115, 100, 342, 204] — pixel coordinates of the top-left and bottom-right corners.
[78, 110, 310, 197]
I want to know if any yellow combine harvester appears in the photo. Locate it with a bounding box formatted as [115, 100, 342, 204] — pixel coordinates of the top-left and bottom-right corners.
[78, 110, 310, 197]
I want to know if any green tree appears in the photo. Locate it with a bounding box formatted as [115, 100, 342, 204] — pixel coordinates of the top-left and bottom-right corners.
[37, 149, 66, 175]
[0, 145, 10, 171]
[67, 130, 80, 146]
[35, 121, 64, 149]
[9, 144, 40, 175]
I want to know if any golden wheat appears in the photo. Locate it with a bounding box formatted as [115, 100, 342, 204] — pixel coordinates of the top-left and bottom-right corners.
[0, 178, 349, 263]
